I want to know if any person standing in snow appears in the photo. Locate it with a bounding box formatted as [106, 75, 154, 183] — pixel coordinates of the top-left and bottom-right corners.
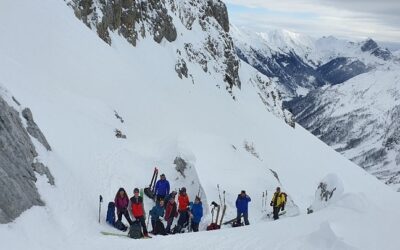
[150, 200, 165, 234]
[177, 187, 190, 227]
[130, 188, 149, 237]
[189, 196, 203, 232]
[165, 195, 178, 234]
[270, 187, 285, 220]
[114, 187, 133, 225]
[155, 174, 170, 202]
[235, 190, 251, 226]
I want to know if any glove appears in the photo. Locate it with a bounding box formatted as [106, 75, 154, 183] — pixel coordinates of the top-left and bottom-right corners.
[270, 202, 273, 207]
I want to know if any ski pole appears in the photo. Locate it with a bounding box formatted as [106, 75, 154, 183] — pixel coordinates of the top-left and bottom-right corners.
[262, 192, 264, 212]
[98, 195, 103, 223]
[217, 185, 222, 206]
[146, 211, 151, 231]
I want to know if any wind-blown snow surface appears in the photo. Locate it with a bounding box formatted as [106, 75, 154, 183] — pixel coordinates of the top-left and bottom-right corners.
[1, 0, 400, 249]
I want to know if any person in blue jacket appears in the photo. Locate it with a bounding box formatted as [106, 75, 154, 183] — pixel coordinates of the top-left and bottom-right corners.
[189, 196, 203, 232]
[155, 174, 170, 202]
[236, 190, 251, 226]
[150, 199, 165, 234]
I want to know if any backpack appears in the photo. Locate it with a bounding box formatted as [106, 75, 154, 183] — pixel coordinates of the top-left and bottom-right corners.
[114, 220, 128, 232]
[154, 220, 167, 235]
[128, 220, 143, 239]
[172, 224, 183, 234]
[206, 223, 220, 231]
[106, 202, 116, 226]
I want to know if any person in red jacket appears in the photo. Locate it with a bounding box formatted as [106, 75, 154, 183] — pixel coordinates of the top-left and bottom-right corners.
[130, 188, 149, 237]
[164, 195, 178, 234]
[177, 187, 190, 227]
[114, 187, 133, 225]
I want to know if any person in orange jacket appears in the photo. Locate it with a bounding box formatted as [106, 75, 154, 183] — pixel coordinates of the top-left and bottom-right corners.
[177, 187, 190, 227]
[130, 188, 149, 237]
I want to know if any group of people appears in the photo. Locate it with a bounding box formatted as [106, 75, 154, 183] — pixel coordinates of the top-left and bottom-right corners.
[113, 174, 204, 236]
[113, 173, 287, 236]
[234, 187, 287, 225]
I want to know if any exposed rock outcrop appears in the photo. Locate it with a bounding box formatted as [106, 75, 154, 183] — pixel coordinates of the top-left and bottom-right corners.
[66, 0, 241, 93]
[0, 94, 53, 223]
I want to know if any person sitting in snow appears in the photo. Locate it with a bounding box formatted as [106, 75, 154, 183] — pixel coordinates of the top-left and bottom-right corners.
[165, 195, 179, 234]
[177, 187, 190, 227]
[270, 187, 285, 220]
[164, 191, 177, 208]
[235, 190, 251, 226]
[130, 188, 149, 237]
[114, 187, 133, 225]
[189, 196, 203, 232]
[155, 173, 170, 202]
[150, 200, 165, 235]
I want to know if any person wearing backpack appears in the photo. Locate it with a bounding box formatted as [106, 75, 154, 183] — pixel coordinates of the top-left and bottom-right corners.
[177, 187, 190, 228]
[130, 188, 149, 237]
[235, 190, 251, 226]
[155, 174, 170, 202]
[280, 192, 287, 211]
[189, 196, 203, 232]
[150, 200, 165, 235]
[114, 187, 133, 226]
[165, 196, 178, 234]
[270, 187, 284, 220]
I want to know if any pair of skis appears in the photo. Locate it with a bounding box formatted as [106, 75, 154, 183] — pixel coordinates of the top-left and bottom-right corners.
[100, 231, 152, 239]
[261, 190, 268, 213]
[218, 185, 227, 226]
[213, 185, 227, 227]
[144, 167, 158, 200]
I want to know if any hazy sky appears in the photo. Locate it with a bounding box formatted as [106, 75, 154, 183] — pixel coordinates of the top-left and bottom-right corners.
[226, 0, 400, 47]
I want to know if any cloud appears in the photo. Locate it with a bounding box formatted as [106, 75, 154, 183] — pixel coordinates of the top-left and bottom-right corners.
[225, 0, 400, 42]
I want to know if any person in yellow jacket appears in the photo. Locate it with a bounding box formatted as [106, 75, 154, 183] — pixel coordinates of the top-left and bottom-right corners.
[270, 187, 286, 220]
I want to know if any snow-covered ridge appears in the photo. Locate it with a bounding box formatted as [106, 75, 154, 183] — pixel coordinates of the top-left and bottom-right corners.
[232, 26, 395, 99]
[233, 25, 400, 191]
[289, 64, 400, 190]
[1, 0, 400, 249]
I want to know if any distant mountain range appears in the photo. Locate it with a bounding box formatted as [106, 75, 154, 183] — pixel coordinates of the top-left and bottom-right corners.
[232, 26, 400, 190]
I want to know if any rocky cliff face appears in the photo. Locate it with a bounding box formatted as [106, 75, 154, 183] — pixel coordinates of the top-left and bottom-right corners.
[0, 89, 53, 223]
[66, 0, 240, 92]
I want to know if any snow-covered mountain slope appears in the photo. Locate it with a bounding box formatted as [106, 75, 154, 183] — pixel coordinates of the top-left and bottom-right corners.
[232, 27, 393, 99]
[1, 0, 400, 250]
[233, 26, 400, 191]
[231, 26, 324, 99]
[289, 64, 400, 191]
[314, 36, 393, 64]
[394, 50, 400, 60]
